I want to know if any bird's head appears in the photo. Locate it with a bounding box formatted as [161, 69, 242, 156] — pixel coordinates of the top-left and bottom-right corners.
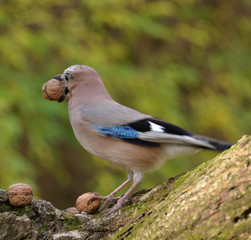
[53, 65, 101, 102]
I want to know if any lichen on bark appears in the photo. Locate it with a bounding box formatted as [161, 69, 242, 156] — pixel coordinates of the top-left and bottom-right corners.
[0, 135, 250, 240]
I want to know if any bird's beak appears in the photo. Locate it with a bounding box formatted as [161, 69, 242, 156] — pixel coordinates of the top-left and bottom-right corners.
[54, 74, 63, 81]
[53, 74, 70, 103]
[58, 87, 70, 103]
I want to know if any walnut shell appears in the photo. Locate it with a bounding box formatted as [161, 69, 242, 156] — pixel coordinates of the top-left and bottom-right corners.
[8, 183, 33, 207]
[42, 78, 66, 101]
[76, 192, 101, 214]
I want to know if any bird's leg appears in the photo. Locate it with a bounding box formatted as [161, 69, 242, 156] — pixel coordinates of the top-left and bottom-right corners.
[105, 171, 144, 216]
[99, 178, 132, 211]
[88, 171, 133, 211]
[104, 182, 139, 216]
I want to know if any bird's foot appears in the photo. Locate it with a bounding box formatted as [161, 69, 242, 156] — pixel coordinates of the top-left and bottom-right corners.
[104, 198, 126, 216]
[88, 193, 121, 211]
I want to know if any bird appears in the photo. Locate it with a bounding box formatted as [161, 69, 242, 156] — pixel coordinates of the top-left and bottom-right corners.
[53, 64, 233, 215]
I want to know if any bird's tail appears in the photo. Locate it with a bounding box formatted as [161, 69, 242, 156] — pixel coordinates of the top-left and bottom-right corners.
[192, 134, 234, 152]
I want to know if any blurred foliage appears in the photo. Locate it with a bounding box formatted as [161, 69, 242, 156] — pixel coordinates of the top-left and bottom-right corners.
[0, 0, 250, 208]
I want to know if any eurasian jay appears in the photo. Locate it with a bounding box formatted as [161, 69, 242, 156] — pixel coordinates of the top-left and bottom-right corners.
[53, 65, 233, 215]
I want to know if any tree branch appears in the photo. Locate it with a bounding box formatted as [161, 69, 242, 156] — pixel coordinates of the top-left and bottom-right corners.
[0, 135, 250, 239]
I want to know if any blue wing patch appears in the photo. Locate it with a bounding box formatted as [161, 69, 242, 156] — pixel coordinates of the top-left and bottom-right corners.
[91, 124, 138, 139]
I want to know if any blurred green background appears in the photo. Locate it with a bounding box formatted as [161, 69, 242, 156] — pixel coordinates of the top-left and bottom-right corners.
[0, 0, 250, 209]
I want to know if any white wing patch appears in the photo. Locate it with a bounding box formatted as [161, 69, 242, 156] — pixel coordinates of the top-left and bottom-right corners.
[148, 121, 165, 132]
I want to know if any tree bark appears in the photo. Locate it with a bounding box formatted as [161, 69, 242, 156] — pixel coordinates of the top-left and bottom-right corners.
[0, 135, 250, 240]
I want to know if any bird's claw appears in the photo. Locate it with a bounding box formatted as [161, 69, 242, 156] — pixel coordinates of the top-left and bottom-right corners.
[87, 193, 122, 211]
[100, 195, 121, 211]
[87, 192, 104, 205]
[104, 199, 125, 216]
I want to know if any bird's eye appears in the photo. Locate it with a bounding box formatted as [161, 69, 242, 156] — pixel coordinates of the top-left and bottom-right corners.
[65, 73, 72, 82]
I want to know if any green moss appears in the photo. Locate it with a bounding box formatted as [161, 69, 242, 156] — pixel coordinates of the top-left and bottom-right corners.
[184, 231, 204, 240]
[61, 213, 82, 231]
[0, 203, 12, 213]
[171, 172, 191, 190]
[218, 217, 251, 239]
[0, 203, 31, 217]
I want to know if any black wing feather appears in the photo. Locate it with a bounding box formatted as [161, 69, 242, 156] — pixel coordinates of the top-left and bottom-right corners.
[128, 118, 192, 136]
[120, 118, 192, 147]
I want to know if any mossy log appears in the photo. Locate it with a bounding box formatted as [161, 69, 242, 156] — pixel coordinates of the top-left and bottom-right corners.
[0, 135, 250, 240]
